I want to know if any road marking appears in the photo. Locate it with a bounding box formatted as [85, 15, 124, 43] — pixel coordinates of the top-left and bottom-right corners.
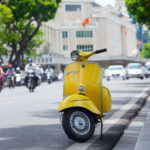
[0, 101, 16, 105]
[66, 87, 149, 150]
[0, 137, 13, 141]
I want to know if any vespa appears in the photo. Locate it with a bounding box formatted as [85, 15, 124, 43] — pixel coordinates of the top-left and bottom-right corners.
[58, 49, 111, 142]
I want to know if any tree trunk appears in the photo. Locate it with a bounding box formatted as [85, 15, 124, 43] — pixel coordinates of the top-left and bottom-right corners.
[9, 47, 16, 65]
[9, 22, 41, 66]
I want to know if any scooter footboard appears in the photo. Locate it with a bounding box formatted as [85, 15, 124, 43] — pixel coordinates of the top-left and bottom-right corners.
[58, 94, 102, 115]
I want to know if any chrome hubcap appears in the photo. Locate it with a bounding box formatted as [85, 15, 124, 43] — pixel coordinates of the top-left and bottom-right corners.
[70, 111, 90, 135]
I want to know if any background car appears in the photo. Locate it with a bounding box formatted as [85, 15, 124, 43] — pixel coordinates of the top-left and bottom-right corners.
[144, 62, 150, 78]
[105, 65, 126, 81]
[126, 63, 144, 80]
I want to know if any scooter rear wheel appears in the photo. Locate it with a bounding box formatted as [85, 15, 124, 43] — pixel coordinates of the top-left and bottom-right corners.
[62, 108, 95, 142]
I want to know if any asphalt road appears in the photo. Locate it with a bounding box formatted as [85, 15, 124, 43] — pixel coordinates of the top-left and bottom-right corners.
[0, 78, 150, 150]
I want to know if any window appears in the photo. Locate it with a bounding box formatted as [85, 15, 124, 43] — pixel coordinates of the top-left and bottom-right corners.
[62, 31, 68, 38]
[37, 58, 40, 63]
[63, 45, 68, 51]
[42, 58, 44, 63]
[76, 31, 93, 38]
[45, 58, 49, 63]
[77, 45, 93, 52]
[65, 4, 81, 12]
[49, 57, 52, 62]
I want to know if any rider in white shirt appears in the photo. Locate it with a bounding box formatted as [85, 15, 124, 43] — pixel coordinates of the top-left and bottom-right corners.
[25, 58, 38, 86]
[45, 65, 53, 74]
[25, 58, 38, 73]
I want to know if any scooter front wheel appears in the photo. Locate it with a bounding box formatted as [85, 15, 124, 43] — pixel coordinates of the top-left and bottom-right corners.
[62, 108, 95, 142]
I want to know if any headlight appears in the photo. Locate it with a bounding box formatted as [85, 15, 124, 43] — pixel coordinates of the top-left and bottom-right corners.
[78, 86, 85, 93]
[71, 50, 80, 61]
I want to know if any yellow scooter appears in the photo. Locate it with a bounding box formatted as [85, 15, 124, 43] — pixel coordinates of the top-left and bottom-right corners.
[58, 49, 111, 142]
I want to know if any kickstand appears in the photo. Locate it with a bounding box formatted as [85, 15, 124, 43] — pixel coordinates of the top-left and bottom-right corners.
[99, 118, 103, 140]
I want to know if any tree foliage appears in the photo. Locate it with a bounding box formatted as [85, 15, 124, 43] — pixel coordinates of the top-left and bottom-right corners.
[0, 3, 12, 56]
[125, 0, 150, 29]
[0, 0, 61, 65]
[140, 43, 150, 58]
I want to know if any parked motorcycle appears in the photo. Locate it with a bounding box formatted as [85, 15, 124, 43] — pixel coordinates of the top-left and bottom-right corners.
[58, 49, 111, 142]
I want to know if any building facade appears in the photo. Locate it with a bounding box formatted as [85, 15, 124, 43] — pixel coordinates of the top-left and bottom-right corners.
[36, 0, 138, 65]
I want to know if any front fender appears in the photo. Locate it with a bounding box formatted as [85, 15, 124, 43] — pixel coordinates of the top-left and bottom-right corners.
[58, 94, 101, 115]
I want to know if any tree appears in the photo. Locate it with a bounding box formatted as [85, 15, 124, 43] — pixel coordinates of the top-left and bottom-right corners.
[0, 0, 61, 65]
[140, 43, 150, 58]
[0, 3, 12, 58]
[125, 0, 150, 29]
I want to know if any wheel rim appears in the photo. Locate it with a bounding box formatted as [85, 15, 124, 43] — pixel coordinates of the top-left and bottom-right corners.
[70, 111, 91, 135]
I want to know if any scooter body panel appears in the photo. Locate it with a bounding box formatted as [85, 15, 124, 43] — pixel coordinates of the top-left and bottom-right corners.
[58, 94, 101, 115]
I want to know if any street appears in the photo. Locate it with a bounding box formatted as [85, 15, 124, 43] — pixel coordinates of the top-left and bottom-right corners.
[0, 79, 150, 150]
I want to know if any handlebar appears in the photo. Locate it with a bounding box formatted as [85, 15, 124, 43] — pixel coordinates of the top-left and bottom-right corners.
[95, 49, 107, 54]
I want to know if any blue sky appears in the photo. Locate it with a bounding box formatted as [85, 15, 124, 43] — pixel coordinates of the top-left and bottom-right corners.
[95, 0, 115, 6]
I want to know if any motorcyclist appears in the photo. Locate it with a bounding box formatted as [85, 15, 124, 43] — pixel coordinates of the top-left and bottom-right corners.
[36, 65, 44, 82]
[45, 65, 53, 74]
[25, 58, 38, 87]
[15, 67, 23, 85]
[15, 67, 21, 74]
[6, 64, 15, 87]
[0, 65, 4, 75]
[0, 64, 4, 88]
[45, 65, 53, 83]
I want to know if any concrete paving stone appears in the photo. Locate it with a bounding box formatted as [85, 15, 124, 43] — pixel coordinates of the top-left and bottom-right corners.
[135, 141, 150, 150]
[113, 96, 150, 150]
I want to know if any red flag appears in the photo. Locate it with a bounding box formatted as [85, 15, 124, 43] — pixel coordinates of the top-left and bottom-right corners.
[149, 0, 150, 6]
[82, 18, 89, 27]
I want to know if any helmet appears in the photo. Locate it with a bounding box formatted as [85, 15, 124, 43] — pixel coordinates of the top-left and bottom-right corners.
[28, 58, 32, 62]
[9, 64, 12, 68]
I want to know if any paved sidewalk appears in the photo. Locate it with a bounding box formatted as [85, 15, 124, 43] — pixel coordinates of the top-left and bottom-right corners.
[113, 96, 150, 150]
[134, 112, 150, 150]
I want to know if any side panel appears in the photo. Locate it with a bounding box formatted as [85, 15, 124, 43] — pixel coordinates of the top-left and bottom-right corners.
[102, 87, 111, 113]
[64, 62, 102, 113]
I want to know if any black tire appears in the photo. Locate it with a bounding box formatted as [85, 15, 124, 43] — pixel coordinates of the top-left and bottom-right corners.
[107, 78, 110, 81]
[28, 79, 34, 92]
[8, 79, 12, 88]
[141, 77, 144, 80]
[62, 108, 95, 142]
[48, 79, 51, 84]
[126, 77, 129, 80]
[122, 76, 125, 80]
[32, 88, 34, 92]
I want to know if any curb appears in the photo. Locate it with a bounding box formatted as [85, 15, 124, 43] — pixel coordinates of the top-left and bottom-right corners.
[88, 91, 150, 150]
